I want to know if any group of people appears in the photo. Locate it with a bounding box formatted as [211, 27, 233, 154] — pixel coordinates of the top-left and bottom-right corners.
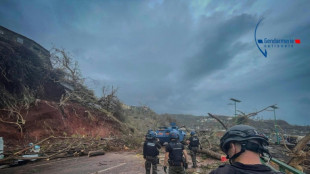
[143, 125, 284, 174]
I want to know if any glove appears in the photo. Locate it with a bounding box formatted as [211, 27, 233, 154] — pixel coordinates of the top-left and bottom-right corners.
[184, 162, 188, 169]
[163, 166, 167, 173]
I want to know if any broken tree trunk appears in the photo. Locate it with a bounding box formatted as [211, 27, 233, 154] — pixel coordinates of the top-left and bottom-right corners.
[197, 149, 222, 160]
[288, 133, 310, 172]
[88, 150, 105, 157]
[208, 113, 227, 130]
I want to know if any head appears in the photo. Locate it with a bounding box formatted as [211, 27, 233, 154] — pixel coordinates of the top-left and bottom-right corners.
[220, 125, 269, 163]
[146, 131, 157, 140]
[169, 130, 179, 141]
[190, 131, 196, 136]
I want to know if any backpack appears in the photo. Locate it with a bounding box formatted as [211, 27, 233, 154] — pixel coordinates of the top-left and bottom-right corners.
[145, 140, 159, 157]
[169, 142, 183, 166]
[190, 136, 199, 147]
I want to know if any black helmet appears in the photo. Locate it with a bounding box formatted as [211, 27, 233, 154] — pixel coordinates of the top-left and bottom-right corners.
[220, 125, 268, 154]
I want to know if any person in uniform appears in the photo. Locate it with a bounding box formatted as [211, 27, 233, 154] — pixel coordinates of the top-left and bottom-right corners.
[188, 131, 201, 168]
[210, 125, 284, 174]
[164, 130, 189, 174]
[143, 131, 161, 174]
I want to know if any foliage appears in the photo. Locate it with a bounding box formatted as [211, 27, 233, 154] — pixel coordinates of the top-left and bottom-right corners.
[0, 38, 45, 109]
[50, 48, 126, 122]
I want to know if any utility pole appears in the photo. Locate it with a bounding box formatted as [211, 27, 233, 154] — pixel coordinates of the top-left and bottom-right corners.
[230, 98, 241, 117]
[270, 105, 280, 144]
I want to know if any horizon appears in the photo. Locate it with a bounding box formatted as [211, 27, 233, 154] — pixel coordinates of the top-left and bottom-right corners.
[0, 0, 309, 125]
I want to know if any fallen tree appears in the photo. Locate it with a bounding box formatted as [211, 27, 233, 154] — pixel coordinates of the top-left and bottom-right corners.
[197, 149, 222, 160]
[0, 136, 129, 166]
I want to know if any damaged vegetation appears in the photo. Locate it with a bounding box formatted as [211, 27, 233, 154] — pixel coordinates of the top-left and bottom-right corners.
[0, 35, 135, 167]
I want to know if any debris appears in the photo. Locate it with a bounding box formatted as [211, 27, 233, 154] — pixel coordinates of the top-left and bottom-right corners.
[88, 150, 105, 157]
[197, 149, 222, 160]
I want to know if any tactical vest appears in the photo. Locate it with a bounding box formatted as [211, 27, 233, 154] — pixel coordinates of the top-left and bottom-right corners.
[190, 136, 199, 147]
[168, 142, 183, 166]
[145, 140, 159, 157]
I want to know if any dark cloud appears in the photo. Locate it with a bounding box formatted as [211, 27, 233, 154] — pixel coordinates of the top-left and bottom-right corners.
[183, 13, 256, 81]
[0, 0, 309, 125]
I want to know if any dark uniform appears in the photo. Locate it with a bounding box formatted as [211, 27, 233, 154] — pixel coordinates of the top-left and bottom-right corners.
[165, 141, 185, 174]
[143, 137, 161, 174]
[210, 124, 285, 174]
[210, 162, 284, 174]
[188, 135, 200, 168]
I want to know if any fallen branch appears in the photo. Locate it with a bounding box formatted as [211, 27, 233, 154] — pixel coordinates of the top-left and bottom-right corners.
[0, 117, 23, 136]
[208, 113, 227, 130]
[88, 150, 105, 157]
[244, 104, 277, 118]
[197, 148, 222, 160]
[14, 135, 55, 156]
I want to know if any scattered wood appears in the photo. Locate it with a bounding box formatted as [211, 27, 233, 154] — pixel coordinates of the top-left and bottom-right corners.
[88, 150, 105, 157]
[14, 135, 55, 156]
[288, 133, 310, 172]
[0, 135, 125, 166]
[197, 149, 222, 160]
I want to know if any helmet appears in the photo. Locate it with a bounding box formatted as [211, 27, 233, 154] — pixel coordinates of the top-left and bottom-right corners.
[220, 125, 268, 154]
[169, 130, 179, 139]
[190, 131, 196, 136]
[147, 131, 157, 139]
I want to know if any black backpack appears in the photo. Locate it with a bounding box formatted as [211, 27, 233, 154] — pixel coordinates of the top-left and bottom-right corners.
[169, 142, 183, 166]
[145, 140, 159, 157]
[190, 136, 199, 147]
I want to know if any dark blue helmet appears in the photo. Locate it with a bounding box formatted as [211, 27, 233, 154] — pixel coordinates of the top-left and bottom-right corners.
[190, 131, 196, 136]
[147, 131, 157, 139]
[170, 130, 179, 139]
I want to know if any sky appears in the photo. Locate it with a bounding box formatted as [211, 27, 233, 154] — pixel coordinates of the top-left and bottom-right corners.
[0, 0, 309, 125]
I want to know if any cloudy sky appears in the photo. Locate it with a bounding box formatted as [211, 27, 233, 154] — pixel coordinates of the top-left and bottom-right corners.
[1, 0, 309, 125]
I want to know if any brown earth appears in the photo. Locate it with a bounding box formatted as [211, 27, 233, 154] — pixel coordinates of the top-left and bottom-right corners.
[0, 100, 122, 147]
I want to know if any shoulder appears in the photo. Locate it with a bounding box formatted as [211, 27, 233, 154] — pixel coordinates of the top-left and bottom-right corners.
[209, 164, 234, 174]
[165, 143, 172, 151]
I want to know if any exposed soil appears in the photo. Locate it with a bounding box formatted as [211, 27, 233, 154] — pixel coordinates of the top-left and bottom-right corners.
[0, 100, 122, 148]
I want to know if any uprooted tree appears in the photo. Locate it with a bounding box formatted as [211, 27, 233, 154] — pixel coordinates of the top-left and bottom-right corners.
[0, 45, 127, 141]
[50, 48, 125, 121]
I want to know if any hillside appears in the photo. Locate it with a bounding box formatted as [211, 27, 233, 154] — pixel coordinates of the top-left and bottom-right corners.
[163, 113, 310, 136]
[0, 26, 132, 146]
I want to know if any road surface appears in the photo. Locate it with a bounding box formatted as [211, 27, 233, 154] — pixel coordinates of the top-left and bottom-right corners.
[1, 150, 218, 174]
[1, 151, 163, 174]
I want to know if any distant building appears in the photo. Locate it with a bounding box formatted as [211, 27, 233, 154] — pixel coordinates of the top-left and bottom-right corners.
[0, 25, 51, 68]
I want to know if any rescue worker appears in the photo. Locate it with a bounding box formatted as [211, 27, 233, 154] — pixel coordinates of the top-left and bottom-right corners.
[188, 131, 201, 168]
[210, 125, 284, 174]
[164, 130, 189, 174]
[143, 131, 161, 174]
